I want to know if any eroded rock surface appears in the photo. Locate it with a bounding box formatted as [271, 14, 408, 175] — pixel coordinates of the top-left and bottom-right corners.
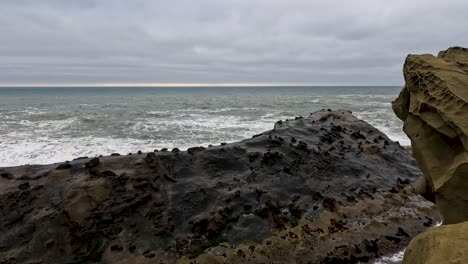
[392, 46, 468, 224]
[0, 110, 438, 264]
[403, 221, 468, 264]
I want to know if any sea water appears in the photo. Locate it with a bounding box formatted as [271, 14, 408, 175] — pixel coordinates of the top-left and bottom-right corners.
[0, 86, 408, 167]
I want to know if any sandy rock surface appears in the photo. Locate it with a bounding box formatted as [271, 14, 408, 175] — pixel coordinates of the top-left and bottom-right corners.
[393, 46, 468, 224]
[393, 47, 468, 264]
[403, 221, 468, 264]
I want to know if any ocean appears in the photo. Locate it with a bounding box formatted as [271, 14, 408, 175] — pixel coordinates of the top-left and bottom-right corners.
[0, 86, 408, 167]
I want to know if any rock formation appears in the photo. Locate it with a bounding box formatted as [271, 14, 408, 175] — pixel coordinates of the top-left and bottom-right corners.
[393, 47, 468, 263]
[393, 46, 468, 224]
[403, 221, 468, 264]
[0, 110, 438, 264]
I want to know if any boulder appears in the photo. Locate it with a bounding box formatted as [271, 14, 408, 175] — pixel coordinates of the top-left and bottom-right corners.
[392, 46, 468, 224]
[403, 221, 468, 264]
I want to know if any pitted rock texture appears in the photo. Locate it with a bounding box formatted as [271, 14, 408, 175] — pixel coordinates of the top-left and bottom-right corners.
[0, 110, 438, 264]
[392, 46, 468, 224]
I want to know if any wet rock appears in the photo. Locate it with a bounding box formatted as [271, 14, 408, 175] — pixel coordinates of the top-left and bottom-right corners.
[56, 162, 71, 170]
[85, 158, 100, 168]
[208, 245, 229, 257]
[187, 146, 205, 155]
[110, 244, 123, 252]
[45, 239, 55, 248]
[102, 171, 117, 177]
[145, 152, 159, 168]
[0, 109, 435, 264]
[323, 197, 338, 212]
[0, 171, 14, 179]
[397, 227, 410, 238]
[18, 182, 30, 190]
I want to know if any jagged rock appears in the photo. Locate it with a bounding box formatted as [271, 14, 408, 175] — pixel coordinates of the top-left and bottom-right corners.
[187, 146, 205, 155]
[392, 46, 468, 224]
[55, 162, 71, 170]
[403, 221, 468, 264]
[85, 157, 100, 168]
[171, 148, 180, 153]
[0, 110, 438, 263]
[0, 171, 14, 179]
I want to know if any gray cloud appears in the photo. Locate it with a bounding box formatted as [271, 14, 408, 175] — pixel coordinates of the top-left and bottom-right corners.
[1, 0, 467, 85]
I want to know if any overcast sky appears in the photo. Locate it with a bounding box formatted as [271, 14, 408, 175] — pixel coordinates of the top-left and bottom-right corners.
[0, 0, 467, 86]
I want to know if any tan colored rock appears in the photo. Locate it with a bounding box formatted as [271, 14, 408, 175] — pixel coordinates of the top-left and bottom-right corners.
[393, 46, 468, 224]
[403, 221, 468, 264]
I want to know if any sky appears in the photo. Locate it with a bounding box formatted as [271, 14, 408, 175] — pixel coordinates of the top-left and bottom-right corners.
[0, 0, 467, 86]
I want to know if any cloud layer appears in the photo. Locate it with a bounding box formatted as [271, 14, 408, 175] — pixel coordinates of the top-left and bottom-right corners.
[1, 0, 467, 85]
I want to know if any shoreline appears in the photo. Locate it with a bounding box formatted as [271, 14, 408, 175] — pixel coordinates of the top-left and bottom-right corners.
[0, 109, 437, 263]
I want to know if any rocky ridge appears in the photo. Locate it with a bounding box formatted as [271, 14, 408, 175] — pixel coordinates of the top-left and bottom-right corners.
[0, 110, 438, 264]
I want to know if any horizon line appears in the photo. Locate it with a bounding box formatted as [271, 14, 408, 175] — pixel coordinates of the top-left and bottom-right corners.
[0, 82, 403, 88]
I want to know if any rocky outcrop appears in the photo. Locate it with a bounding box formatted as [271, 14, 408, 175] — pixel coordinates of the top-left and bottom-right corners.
[393, 46, 468, 224]
[0, 110, 438, 264]
[393, 47, 468, 264]
[403, 221, 468, 264]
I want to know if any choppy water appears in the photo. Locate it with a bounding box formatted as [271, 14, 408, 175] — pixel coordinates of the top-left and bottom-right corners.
[0, 86, 408, 167]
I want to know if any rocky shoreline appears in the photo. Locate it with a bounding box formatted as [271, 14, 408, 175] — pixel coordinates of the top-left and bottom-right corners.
[0, 109, 439, 264]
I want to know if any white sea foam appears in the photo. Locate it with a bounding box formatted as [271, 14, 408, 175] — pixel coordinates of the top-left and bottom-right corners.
[374, 249, 406, 264]
[0, 113, 278, 167]
[0, 108, 410, 166]
[373, 222, 442, 264]
[354, 110, 410, 146]
[0, 87, 409, 167]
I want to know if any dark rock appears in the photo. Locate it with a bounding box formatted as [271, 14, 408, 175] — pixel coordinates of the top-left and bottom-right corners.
[110, 244, 123, 251]
[384, 236, 401, 244]
[322, 197, 338, 212]
[0, 109, 437, 264]
[145, 152, 159, 168]
[55, 162, 71, 170]
[0, 171, 14, 179]
[45, 239, 55, 248]
[397, 227, 410, 237]
[187, 146, 205, 155]
[111, 153, 121, 156]
[18, 182, 30, 190]
[85, 158, 100, 168]
[143, 251, 155, 258]
[102, 171, 117, 177]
